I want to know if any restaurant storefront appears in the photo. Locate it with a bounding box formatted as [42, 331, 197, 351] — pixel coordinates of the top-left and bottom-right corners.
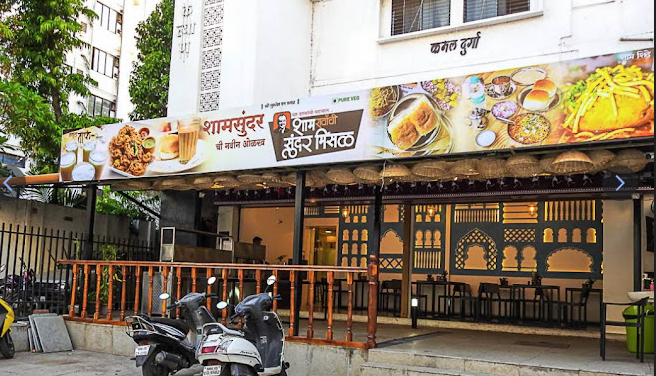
[11, 44, 654, 348]
[5, 3, 654, 371]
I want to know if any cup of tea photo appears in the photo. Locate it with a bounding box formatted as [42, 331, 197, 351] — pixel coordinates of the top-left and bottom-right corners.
[177, 117, 200, 164]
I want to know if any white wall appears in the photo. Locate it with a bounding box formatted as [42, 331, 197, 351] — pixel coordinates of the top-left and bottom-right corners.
[168, 0, 653, 115]
[310, 0, 654, 95]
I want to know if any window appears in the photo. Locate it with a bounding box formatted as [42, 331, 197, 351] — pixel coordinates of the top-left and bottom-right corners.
[392, 0, 451, 36]
[95, 2, 121, 33]
[464, 0, 530, 23]
[91, 47, 119, 78]
[88, 95, 116, 118]
[0, 153, 25, 168]
[390, 0, 534, 36]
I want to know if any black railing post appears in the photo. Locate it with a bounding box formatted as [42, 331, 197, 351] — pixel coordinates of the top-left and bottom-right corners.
[83, 184, 97, 260]
[292, 170, 306, 336]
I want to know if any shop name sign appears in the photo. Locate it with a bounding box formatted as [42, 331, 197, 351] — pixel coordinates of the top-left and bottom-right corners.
[59, 48, 653, 183]
[430, 31, 482, 56]
[175, 1, 196, 60]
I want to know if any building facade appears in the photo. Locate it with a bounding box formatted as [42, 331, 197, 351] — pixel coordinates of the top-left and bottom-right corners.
[67, 0, 161, 121]
[168, 0, 654, 115]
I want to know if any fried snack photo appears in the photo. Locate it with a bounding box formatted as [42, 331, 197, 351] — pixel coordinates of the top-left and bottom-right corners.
[108, 125, 155, 176]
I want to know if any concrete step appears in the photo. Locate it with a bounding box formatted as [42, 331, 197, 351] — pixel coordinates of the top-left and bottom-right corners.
[360, 362, 494, 376]
[366, 348, 640, 376]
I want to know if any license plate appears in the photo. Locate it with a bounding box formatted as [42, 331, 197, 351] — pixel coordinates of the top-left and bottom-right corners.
[134, 345, 150, 357]
[203, 365, 222, 376]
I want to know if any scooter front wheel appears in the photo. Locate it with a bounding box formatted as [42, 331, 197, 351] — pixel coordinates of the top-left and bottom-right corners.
[0, 333, 15, 359]
[142, 350, 170, 376]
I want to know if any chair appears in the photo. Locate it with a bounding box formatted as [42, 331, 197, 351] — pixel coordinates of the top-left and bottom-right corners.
[440, 283, 476, 318]
[379, 279, 403, 316]
[559, 285, 591, 328]
[531, 287, 556, 324]
[479, 283, 514, 322]
[600, 297, 649, 363]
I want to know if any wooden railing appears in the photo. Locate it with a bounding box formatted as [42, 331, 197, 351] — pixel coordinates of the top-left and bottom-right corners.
[58, 258, 379, 348]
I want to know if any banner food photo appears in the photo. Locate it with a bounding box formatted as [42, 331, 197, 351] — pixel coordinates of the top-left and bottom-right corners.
[60, 48, 654, 183]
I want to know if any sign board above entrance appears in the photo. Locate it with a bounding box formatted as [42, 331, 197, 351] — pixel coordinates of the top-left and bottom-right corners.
[60, 48, 654, 183]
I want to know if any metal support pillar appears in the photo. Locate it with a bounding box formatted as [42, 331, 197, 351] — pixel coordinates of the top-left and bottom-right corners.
[633, 197, 643, 291]
[292, 171, 306, 336]
[83, 184, 97, 260]
[367, 188, 382, 348]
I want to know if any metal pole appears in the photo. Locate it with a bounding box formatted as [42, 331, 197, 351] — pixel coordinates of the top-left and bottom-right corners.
[633, 197, 642, 291]
[83, 185, 97, 260]
[292, 171, 306, 336]
[367, 188, 382, 348]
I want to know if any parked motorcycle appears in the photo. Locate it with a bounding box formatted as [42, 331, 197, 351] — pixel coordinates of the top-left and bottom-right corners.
[0, 265, 16, 359]
[198, 275, 288, 376]
[0, 258, 38, 317]
[126, 275, 219, 376]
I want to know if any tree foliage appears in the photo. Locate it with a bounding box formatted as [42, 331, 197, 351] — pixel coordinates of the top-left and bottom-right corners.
[95, 186, 160, 222]
[128, 0, 174, 121]
[0, 0, 113, 174]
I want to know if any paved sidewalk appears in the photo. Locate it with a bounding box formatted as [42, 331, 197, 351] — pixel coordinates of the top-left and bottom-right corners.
[0, 351, 203, 376]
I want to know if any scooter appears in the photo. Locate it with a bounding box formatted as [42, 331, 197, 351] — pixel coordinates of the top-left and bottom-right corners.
[198, 275, 288, 376]
[0, 265, 16, 359]
[126, 275, 219, 376]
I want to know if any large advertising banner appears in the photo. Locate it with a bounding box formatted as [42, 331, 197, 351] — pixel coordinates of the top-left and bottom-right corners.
[60, 48, 654, 182]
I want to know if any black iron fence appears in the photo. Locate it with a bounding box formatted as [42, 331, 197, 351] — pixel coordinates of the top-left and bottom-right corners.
[0, 223, 157, 318]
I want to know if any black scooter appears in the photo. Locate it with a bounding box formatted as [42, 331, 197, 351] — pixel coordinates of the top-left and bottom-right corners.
[126, 276, 218, 376]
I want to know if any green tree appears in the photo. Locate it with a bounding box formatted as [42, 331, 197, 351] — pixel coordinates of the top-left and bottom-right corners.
[129, 0, 174, 121]
[0, 0, 113, 174]
[95, 186, 160, 221]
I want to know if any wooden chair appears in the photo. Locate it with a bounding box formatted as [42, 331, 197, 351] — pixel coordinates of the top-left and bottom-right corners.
[600, 297, 649, 363]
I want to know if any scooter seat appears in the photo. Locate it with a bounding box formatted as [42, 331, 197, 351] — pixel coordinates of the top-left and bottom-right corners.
[144, 315, 189, 335]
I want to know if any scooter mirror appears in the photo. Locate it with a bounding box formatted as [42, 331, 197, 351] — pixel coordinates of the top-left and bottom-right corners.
[266, 275, 277, 286]
[207, 276, 217, 285]
[216, 301, 228, 310]
[159, 293, 170, 300]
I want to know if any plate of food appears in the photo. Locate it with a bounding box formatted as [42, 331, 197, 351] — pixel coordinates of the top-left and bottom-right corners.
[386, 93, 452, 154]
[369, 85, 400, 118]
[420, 79, 460, 111]
[516, 79, 562, 112]
[108, 125, 156, 177]
[561, 65, 654, 142]
[511, 67, 548, 86]
[491, 100, 519, 120]
[508, 112, 551, 145]
[148, 139, 207, 174]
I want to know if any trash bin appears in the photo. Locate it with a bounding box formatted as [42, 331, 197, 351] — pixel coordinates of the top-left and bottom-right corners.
[623, 303, 654, 354]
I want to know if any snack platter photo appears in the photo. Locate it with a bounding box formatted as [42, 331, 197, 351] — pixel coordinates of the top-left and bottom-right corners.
[60, 48, 654, 183]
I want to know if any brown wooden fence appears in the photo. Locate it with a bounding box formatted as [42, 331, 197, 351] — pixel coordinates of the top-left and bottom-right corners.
[58, 258, 380, 348]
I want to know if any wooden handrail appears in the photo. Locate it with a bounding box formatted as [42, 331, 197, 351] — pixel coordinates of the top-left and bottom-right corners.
[57, 259, 367, 272]
[60, 259, 376, 349]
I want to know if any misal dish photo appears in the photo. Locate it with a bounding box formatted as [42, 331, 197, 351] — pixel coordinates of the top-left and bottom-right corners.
[562, 65, 654, 142]
[369, 85, 399, 118]
[508, 112, 551, 145]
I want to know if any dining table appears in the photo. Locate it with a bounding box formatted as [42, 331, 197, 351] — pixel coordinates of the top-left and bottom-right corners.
[511, 284, 561, 322]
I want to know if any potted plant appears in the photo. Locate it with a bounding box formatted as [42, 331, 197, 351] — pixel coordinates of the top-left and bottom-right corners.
[583, 278, 595, 289]
[499, 277, 509, 286]
[276, 254, 287, 265]
[89, 244, 122, 316]
[531, 271, 542, 286]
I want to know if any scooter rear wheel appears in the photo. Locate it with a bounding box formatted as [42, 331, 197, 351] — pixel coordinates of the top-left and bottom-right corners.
[0, 333, 15, 359]
[142, 350, 170, 376]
